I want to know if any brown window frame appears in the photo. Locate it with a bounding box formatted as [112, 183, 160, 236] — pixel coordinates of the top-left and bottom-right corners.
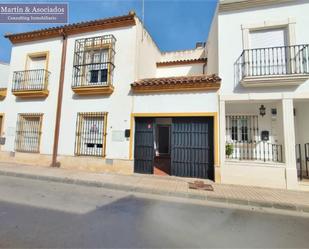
[15, 113, 43, 153]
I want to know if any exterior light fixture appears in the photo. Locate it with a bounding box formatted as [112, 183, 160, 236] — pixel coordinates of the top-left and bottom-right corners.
[259, 105, 266, 117]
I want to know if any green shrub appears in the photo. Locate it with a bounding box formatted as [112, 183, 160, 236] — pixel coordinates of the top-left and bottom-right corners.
[225, 144, 234, 157]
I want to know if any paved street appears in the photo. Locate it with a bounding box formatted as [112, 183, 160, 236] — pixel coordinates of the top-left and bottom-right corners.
[0, 175, 308, 248]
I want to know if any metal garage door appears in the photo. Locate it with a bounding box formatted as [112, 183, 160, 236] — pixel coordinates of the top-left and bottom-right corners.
[171, 117, 214, 180]
[134, 118, 154, 174]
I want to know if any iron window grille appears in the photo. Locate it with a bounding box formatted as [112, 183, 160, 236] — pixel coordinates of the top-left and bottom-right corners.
[15, 113, 43, 153]
[74, 112, 108, 157]
[72, 35, 116, 88]
[226, 115, 283, 162]
[12, 69, 50, 92]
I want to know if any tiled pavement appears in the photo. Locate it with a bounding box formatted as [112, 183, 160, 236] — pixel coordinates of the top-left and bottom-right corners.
[0, 162, 309, 213]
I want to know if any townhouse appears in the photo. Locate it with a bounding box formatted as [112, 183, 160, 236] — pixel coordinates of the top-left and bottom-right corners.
[207, 0, 309, 189]
[0, 11, 221, 180]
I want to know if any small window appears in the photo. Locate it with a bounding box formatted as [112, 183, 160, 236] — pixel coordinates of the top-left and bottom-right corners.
[75, 112, 107, 157]
[15, 114, 43, 153]
[230, 117, 250, 142]
[89, 69, 108, 84]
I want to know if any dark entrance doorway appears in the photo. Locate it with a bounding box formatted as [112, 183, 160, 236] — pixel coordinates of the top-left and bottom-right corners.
[154, 125, 171, 176]
[134, 116, 214, 180]
[158, 125, 170, 154]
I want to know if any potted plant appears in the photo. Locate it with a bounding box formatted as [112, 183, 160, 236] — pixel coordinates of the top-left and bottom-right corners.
[225, 144, 234, 158]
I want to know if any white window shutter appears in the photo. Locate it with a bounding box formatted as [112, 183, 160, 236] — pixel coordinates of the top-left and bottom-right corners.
[250, 28, 288, 49]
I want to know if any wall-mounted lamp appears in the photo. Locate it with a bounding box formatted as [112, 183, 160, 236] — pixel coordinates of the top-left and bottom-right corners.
[259, 105, 266, 117]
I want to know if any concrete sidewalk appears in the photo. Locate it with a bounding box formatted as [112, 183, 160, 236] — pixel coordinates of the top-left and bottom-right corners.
[0, 162, 309, 213]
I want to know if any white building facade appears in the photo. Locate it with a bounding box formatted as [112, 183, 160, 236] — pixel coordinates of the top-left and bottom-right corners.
[0, 12, 221, 180]
[207, 0, 309, 189]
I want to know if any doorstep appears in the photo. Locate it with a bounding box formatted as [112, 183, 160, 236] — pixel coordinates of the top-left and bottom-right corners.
[0, 162, 309, 214]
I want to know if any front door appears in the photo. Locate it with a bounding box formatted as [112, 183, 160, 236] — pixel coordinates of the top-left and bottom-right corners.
[134, 118, 154, 174]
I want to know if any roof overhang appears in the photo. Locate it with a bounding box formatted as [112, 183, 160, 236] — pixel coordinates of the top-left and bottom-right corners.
[156, 58, 207, 67]
[219, 0, 294, 12]
[5, 12, 136, 44]
[131, 74, 221, 93]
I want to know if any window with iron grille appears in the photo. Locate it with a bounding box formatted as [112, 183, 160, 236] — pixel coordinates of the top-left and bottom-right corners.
[15, 114, 43, 153]
[72, 35, 116, 88]
[75, 112, 107, 157]
[227, 115, 258, 142]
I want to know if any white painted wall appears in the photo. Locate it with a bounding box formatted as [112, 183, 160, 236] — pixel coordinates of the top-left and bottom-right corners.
[133, 91, 218, 113]
[160, 47, 206, 62]
[135, 18, 161, 80]
[206, 5, 219, 75]
[1, 38, 63, 155]
[156, 64, 204, 77]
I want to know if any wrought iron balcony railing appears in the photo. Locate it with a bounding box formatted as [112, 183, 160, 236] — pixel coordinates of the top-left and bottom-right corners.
[71, 35, 116, 95]
[12, 69, 50, 92]
[236, 44, 309, 81]
[226, 141, 283, 163]
[71, 62, 114, 95]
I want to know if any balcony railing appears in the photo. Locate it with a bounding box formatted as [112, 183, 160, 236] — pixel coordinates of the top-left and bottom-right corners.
[236, 44, 309, 83]
[12, 69, 50, 97]
[72, 35, 116, 95]
[227, 141, 283, 163]
[71, 62, 114, 95]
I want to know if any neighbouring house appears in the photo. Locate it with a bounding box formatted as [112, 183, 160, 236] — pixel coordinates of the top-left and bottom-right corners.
[0, 11, 221, 181]
[207, 0, 309, 189]
[0, 62, 9, 98]
[0, 61, 9, 140]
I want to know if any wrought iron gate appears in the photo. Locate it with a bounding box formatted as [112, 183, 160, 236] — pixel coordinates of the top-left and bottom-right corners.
[296, 143, 309, 180]
[134, 118, 154, 174]
[171, 117, 214, 180]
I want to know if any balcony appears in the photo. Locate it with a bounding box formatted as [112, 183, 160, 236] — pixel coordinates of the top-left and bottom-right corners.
[12, 69, 50, 98]
[72, 62, 114, 95]
[71, 35, 115, 95]
[236, 44, 309, 87]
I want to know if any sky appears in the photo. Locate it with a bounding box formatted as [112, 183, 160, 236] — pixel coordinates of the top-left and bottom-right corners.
[0, 0, 218, 63]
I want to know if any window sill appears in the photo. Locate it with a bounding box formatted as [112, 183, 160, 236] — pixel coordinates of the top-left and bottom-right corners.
[12, 89, 49, 98]
[72, 85, 114, 95]
[241, 74, 309, 87]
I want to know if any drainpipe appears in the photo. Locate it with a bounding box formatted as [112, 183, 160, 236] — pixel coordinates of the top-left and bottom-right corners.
[203, 43, 207, 74]
[203, 60, 207, 74]
[51, 29, 67, 167]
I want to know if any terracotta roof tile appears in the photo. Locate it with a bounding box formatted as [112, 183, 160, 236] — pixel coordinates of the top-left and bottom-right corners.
[131, 74, 221, 93]
[156, 58, 207, 66]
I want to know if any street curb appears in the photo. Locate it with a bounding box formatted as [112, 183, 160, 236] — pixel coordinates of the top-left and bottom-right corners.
[0, 169, 308, 214]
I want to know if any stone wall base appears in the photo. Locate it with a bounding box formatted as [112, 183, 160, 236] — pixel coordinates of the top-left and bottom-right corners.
[0, 151, 133, 175]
